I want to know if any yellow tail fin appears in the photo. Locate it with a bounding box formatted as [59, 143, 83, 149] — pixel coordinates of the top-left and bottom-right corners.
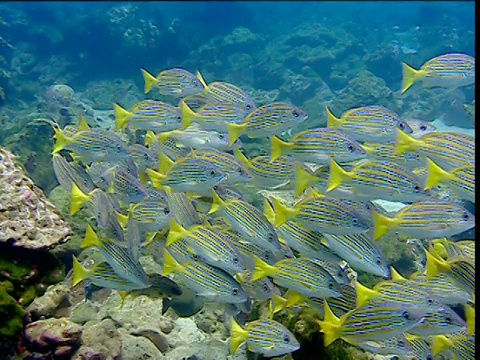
[116, 211, 129, 229]
[81, 224, 103, 249]
[166, 218, 190, 246]
[230, 317, 248, 354]
[163, 249, 181, 276]
[159, 131, 174, 144]
[114, 103, 133, 131]
[271, 197, 299, 227]
[325, 106, 343, 128]
[226, 123, 248, 147]
[70, 183, 91, 216]
[401, 62, 421, 94]
[465, 303, 475, 336]
[144, 130, 157, 147]
[263, 198, 276, 225]
[208, 189, 226, 215]
[72, 255, 91, 287]
[355, 282, 381, 307]
[424, 248, 450, 279]
[316, 301, 342, 347]
[285, 290, 306, 307]
[252, 255, 277, 282]
[394, 129, 420, 155]
[147, 169, 166, 189]
[326, 159, 352, 193]
[180, 100, 197, 129]
[390, 266, 407, 281]
[270, 136, 293, 163]
[372, 211, 398, 241]
[295, 164, 318, 197]
[159, 152, 175, 174]
[271, 293, 287, 315]
[141, 68, 158, 94]
[233, 148, 252, 169]
[52, 127, 74, 155]
[425, 158, 451, 190]
[431, 335, 453, 356]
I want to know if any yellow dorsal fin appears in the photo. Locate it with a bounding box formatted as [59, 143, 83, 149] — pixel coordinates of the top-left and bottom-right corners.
[114, 103, 133, 131]
[271, 293, 287, 315]
[141, 68, 158, 94]
[252, 255, 277, 282]
[285, 290, 306, 307]
[270, 136, 293, 163]
[166, 218, 190, 246]
[70, 183, 91, 216]
[159, 130, 176, 144]
[81, 224, 102, 249]
[52, 126, 74, 155]
[295, 164, 319, 197]
[208, 189, 226, 215]
[263, 198, 276, 225]
[230, 317, 248, 354]
[326, 106, 343, 128]
[144, 130, 157, 147]
[390, 266, 407, 281]
[394, 129, 421, 155]
[431, 335, 453, 356]
[147, 168, 166, 189]
[233, 148, 253, 169]
[163, 249, 183, 276]
[361, 143, 375, 155]
[226, 122, 248, 147]
[316, 301, 343, 347]
[71, 255, 91, 287]
[77, 112, 90, 131]
[180, 100, 197, 129]
[326, 159, 353, 193]
[355, 281, 381, 307]
[271, 197, 299, 227]
[116, 211, 129, 229]
[425, 158, 452, 190]
[195, 70, 210, 93]
[424, 248, 450, 279]
[159, 152, 175, 174]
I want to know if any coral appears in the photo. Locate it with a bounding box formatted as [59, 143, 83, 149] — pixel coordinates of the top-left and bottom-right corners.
[25, 284, 70, 322]
[0, 281, 24, 341]
[74, 318, 122, 360]
[0, 147, 71, 249]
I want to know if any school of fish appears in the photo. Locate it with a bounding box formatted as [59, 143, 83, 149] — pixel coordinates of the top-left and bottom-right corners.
[51, 52, 475, 359]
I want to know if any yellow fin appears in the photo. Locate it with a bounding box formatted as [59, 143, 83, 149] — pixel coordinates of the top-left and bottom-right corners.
[390, 266, 407, 281]
[52, 127, 74, 154]
[425, 158, 451, 190]
[361, 143, 375, 155]
[316, 301, 342, 347]
[326, 159, 352, 193]
[70, 183, 91, 216]
[180, 100, 196, 129]
[424, 248, 450, 279]
[263, 198, 275, 225]
[394, 129, 420, 155]
[270, 136, 292, 163]
[252, 255, 277, 282]
[163, 249, 181, 276]
[295, 164, 318, 196]
[147, 169, 166, 189]
[81, 224, 102, 249]
[159, 130, 175, 143]
[159, 152, 175, 174]
[326, 106, 343, 128]
[116, 211, 129, 229]
[233, 148, 252, 169]
[372, 211, 398, 241]
[144, 130, 157, 147]
[230, 317, 248, 355]
[195, 70, 210, 93]
[118, 291, 129, 308]
[226, 122, 248, 147]
[356, 282, 380, 307]
[208, 189, 226, 215]
[465, 303, 475, 336]
[271, 197, 298, 227]
[401, 62, 421, 94]
[429, 240, 448, 260]
[431, 335, 453, 356]
[114, 103, 133, 131]
[72, 255, 91, 287]
[77, 112, 90, 131]
[271, 293, 287, 314]
[141, 68, 158, 94]
[166, 218, 190, 246]
[285, 290, 306, 307]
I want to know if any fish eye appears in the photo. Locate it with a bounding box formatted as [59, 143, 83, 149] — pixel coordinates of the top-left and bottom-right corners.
[283, 334, 290, 343]
[292, 110, 299, 117]
[237, 167, 244, 174]
[420, 125, 427, 131]
[144, 153, 149, 159]
[191, 79, 197, 85]
[116, 144, 122, 152]
[328, 282, 334, 289]
[462, 212, 469, 221]
[210, 170, 216, 178]
[164, 207, 170, 215]
[427, 298, 433, 304]
[445, 316, 452, 323]
[177, 115, 182, 120]
[268, 233, 275, 242]
[246, 104, 252, 111]
[263, 283, 269, 291]
[376, 259, 382, 265]
[352, 218, 358, 225]
[414, 185, 420, 192]
[397, 339, 404, 347]
[264, 253, 270, 261]
[402, 311, 410, 320]
[347, 144, 354, 152]
[337, 271, 343, 278]
[399, 122, 405, 129]
[415, 153, 421, 160]
[232, 288, 238, 296]
[233, 256, 239, 264]
[218, 134, 224, 139]
[192, 254, 199, 261]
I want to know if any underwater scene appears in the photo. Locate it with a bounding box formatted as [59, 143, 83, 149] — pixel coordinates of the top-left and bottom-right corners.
[0, 1, 475, 359]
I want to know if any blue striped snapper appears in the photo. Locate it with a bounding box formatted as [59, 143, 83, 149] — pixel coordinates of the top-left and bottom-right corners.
[326, 105, 412, 142]
[194, 149, 253, 184]
[271, 128, 366, 164]
[230, 318, 300, 357]
[141, 67, 204, 96]
[235, 271, 280, 301]
[181, 101, 248, 132]
[404, 334, 434, 360]
[405, 118, 437, 138]
[52, 153, 95, 193]
[114, 100, 182, 132]
[227, 102, 308, 146]
[361, 141, 426, 169]
[429, 238, 474, 261]
[145, 131, 191, 161]
[107, 166, 150, 204]
[128, 144, 159, 174]
[372, 200, 475, 240]
[355, 335, 413, 358]
[401, 53, 475, 93]
[431, 331, 475, 359]
[164, 188, 202, 229]
[117, 198, 171, 234]
[162, 249, 248, 304]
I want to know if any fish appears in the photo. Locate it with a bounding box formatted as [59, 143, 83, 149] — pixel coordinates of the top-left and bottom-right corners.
[272, 196, 370, 236]
[52, 153, 96, 193]
[162, 286, 206, 317]
[429, 238, 474, 261]
[270, 128, 367, 164]
[227, 102, 308, 146]
[404, 334, 434, 360]
[409, 272, 472, 305]
[145, 131, 191, 161]
[355, 335, 413, 357]
[401, 53, 475, 93]
[128, 144, 160, 174]
[252, 255, 342, 299]
[107, 166, 150, 204]
[194, 149, 253, 184]
[162, 249, 248, 304]
[230, 318, 300, 357]
[119, 198, 171, 235]
[407, 305, 466, 336]
[405, 118, 437, 138]
[372, 200, 475, 240]
[323, 233, 390, 278]
[114, 100, 182, 132]
[326, 159, 430, 202]
[181, 101, 249, 132]
[164, 188, 202, 229]
[431, 332, 475, 359]
[141, 67, 204, 96]
[326, 105, 412, 142]
[309, 258, 349, 286]
[395, 130, 475, 171]
[361, 141, 426, 170]
[424, 158, 474, 202]
[235, 271, 280, 301]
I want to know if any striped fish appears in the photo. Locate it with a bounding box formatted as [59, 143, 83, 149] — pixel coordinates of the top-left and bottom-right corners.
[181, 101, 248, 131]
[355, 335, 413, 357]
[121, 198, 171, 234]
[227, 102, 308, 146]
[327, 159, 430, 202]
[230, 318, 300, 357]
[409, 272, 472, 305]
[252, 256, 342, 299]
[235, 271, 280, 301]
[361, 141, 426, 169]
[195, 149, 253, 184]
[129, 144, 159, 173]
[166, 220, 245, 273]
[145, 132, 191, 161]
[164, 189, 201, 229]
[270, 128, 367, 164]
[406, 118, 437, 138]
[404, 334, 433, 360]
[114, 100, 182, 131]
[209, 190, 282, 255]
[141, 67, 204, 96]
[162, 249, 248, 304]
[395, 130, 475, 171]
[107, 166, 149, 204]
[309, 258, 349, 285]
[323, 233, 390, 278]
[425, 158, 474, 202]
[432, 332, 475, 359]
[81, 225, 150, 287]
[429, 238, 474, 261]
[326, 105, 412, 142]
[408, 306, 466, 336]
[272, 196, 370, 236]
[402, 53, 475, 93]
[372, 200, 475, 240]
[52, 153, 95, 193]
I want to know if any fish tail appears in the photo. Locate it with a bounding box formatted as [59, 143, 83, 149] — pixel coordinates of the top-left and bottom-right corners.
[163, 249, 180, 276]
[431, 335, 453, 356]
[166, 219, 189, 246]
[465, 303, 475, 336]
[118, 291, 129, 309]
[271, 293, 287, 315]
[147, 169, 166, 189]
[159, 152, 175, 174]
[425, 158, 451, 190]
[430, 241, 448, 260]
[263, 198, 275, 225]
[394, 129, 419, 155]
[226, 123, 248, 147]
[401, 62, 421, 94]
[325, 106, 342, 128]
[116, 211, 129, 229]
[72, 255, 91, 287]
[114, 103, 133, 131]
[424, 249, 449, 279]
[295, 164, 318, 197]
[390, 266, 406, 281]
[208, 189, 226, 215]
[252, 255, 277, 281]
[355, 281, 380, 307]
[230, 317, 248, 354]
[316, 301, 342, 347]
[326, 159, 350, 193]
[372, 211, 397, 241]
[81, 224, 103, 249]
[271, 197, 298, 227]
[52, 126, 73, 155]
[144, 130, 157, 147]
[180, 100, 196, 129]
[70, 183, 91, 215]
[141, 68, 158, 94]
[271, 136, 291, 162]
[159, 131, 172, 144]
[285, 291, 306, 307]
[233, 148, 252, 168]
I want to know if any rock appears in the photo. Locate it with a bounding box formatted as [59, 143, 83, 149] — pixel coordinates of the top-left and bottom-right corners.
[166, 318, 207, 348]
[165, 338, 246, 360]
[24, 317, 82, 355]
[70, 300, 100, 324]
[25, 283, 70, 322]
[0, 147, 71, 250]
[74, 319, 121, 360]
[119, 329, 165, 360]
[131, 328, 170, 353]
